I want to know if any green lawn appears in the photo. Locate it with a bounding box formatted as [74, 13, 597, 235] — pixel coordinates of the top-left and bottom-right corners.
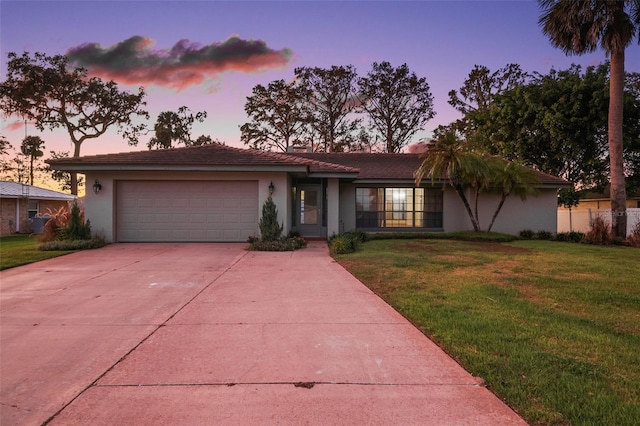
[0, 235, 73, 270]
[335, 239, 640, 425]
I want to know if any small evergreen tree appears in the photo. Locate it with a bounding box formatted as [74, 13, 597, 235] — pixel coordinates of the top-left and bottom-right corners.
[61, 201, 92, 240]
[259, 196, 283, 242]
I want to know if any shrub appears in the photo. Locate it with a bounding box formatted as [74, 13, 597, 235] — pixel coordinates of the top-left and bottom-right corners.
[519, 229, 534, 239]
[38, 238, 107, 251]
[37, 206, 70, 242]
[349, 229, 369, 243]
[248, 198, 307, 251]
[248, 239, 290, 251]
[329, 234, 354, 255]
[61, 201, 92, 241]
[583, 216, 612, 245]
[537, 230, 553, 240]
[555, 231, 585, 243]
[287, 236, 308, 250]
[259, 197, 283, 242]
[329, 231, 363, 255]
[247, 236, 307, 252]
[38, 201, 92, 242]
[625, 221, 640, 248]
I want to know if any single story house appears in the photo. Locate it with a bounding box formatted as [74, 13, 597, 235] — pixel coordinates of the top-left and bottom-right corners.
[0, 180, 77, 236]
[558, 185, 640, 210]
[48, 144, 568, 243]
[557, 185, 640, 235]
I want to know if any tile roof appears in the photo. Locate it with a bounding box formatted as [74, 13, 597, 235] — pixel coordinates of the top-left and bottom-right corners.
[0, 181, 76, 200]
[47, 144, 568, 186]
[288, 152, 569, 186]
[287, 152, 423, 180]
[47, 144, 359, 174]
[582, 185, 640, 199]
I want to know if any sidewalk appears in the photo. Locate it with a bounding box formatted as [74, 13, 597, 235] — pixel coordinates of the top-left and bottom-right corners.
[1, 242, 526, 425]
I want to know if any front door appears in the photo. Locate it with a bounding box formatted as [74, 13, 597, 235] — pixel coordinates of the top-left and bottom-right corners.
[296, 184, 324, 238]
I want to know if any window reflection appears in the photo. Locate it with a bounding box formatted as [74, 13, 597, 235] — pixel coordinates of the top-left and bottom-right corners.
[356, 187, 442, 228]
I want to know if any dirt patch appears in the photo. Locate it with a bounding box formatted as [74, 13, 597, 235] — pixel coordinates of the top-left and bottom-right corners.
[393, 241, 441, 253]
[474, 242, 532, 255]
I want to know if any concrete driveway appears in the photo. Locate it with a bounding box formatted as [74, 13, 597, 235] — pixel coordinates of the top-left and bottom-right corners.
[0, 243, 526, 425]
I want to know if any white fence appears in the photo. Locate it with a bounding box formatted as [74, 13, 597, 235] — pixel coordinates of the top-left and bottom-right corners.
[558, 208, 640, 237]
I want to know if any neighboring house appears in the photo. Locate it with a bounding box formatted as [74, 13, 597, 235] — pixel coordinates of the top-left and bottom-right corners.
[558, 185, 640, 235]
[47, 144, 568, 243]
[0, 181, 77, 236]
[561, 185, 640, 210]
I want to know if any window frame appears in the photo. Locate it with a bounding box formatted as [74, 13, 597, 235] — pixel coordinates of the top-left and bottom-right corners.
[28, 200, 39, 219]
[355, 186, 443, 230]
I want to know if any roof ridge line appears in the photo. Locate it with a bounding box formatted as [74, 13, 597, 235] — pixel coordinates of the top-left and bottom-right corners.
[252, 149, 360, 172]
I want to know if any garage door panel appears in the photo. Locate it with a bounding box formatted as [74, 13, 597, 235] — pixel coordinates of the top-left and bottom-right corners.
[117, 180, 258, 242]
[154, 199, 171, 208]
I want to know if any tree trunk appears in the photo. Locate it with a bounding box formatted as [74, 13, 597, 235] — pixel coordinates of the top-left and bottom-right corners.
[473, 185, 480, 230]
[29, 156, 34, 186]
[70, 140, 82, 196]
[609, 49, 627, 238]
[454, 184, 481, 231]
[487, 193, 508, 233]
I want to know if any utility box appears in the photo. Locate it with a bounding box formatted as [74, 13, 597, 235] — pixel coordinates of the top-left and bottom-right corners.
[30, 216, 51, 234]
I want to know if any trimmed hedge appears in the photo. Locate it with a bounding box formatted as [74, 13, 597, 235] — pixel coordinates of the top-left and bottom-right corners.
[247, 236, 307, 252]
[38, 238, 107, 251]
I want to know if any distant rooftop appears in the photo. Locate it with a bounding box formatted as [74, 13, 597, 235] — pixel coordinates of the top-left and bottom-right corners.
[0, 181, 76, 200]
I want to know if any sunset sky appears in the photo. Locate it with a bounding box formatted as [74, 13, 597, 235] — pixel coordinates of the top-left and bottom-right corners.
[2, 0, 638, 160]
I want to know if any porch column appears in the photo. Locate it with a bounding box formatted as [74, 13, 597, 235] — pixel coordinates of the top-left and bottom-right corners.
[326, 178, 340, 238]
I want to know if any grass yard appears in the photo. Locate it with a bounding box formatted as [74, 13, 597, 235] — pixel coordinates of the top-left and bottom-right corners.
[0, 235, 73, 270]
[335, 239, 640, 425]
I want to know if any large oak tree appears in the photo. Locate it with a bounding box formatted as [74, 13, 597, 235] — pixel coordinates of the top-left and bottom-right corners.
[0, 52, 148, 194]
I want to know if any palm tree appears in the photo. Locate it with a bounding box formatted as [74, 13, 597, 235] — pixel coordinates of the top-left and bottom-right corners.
[486, 158, 540, 233]
[20, 135, 45, 186]
[538, 0, 640, 238]
[414, 131, 489, 231]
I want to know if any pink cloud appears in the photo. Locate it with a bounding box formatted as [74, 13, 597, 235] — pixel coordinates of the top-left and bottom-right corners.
[66, 35, 293, 90]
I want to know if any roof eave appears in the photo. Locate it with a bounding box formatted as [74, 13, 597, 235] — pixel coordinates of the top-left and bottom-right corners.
[352, 178, 446, 185]
[0, 195, 76, 200]
[307, 172, 360, 179]
[48, 164, 311, 173]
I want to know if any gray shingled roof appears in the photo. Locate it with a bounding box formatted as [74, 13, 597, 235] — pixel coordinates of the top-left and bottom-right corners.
[0, 181, 76, 200]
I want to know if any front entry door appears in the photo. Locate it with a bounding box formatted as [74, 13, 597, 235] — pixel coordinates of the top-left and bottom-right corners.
[296, 185, 323, 237]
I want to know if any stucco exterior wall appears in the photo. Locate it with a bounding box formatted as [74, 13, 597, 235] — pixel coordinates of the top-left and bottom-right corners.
[326, 178, 340, 237]
[336, 184, 558, 236]
[81, 169, 560, 241]
[85, 171, 290, 243]
[338, 183, 356, 234]
[442, 188, 469, 233]
[449, 188, 559, 234]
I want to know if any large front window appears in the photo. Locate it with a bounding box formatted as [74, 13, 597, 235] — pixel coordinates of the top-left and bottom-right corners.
[356, 187, 442, 229]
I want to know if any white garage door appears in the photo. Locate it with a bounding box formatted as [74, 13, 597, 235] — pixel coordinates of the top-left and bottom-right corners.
[117, 180, 258, 242]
